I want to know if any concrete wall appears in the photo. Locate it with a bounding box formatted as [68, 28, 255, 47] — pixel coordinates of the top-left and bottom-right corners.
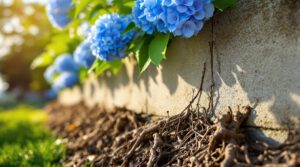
[58, 0, 300, 144]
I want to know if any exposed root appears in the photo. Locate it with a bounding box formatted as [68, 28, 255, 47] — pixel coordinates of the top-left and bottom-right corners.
[47, 102, 300, 167]
[147, 133, 163, 167]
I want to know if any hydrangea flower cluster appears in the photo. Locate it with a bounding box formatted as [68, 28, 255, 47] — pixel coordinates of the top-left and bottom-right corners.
[89, 14, 136, 61]
[46, 0, 73, 29]
[132, 0, 214, 37]
[74, 40, 96, 68]
[54, 54, 79, 73]
[52, 72, 79, 91]
[44, 65, 57, 84]
[44, 88, 58, 100]
[44, 53, 79, 92]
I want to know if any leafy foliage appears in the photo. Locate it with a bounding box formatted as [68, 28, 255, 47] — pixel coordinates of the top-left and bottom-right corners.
[89, 59, 123, 76]
[214, 0, 239, 11]
[149, 33, 170, 66]
[135, 36, 152, 73]
[32, 33, 81, 69]
[34, 0, 237, 92]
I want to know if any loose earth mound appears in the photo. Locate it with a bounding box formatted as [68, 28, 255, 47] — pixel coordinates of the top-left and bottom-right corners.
[46, 101, 300, 167]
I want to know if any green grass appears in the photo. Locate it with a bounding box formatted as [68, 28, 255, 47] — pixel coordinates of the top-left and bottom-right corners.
[0, 104, 65, 167]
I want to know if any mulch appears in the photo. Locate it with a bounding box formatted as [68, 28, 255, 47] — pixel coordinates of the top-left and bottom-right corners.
[46, 102, 300, 167]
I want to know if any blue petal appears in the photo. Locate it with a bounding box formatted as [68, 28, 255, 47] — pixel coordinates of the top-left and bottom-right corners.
[204, 3, 214, 20]
[144, 0, 157, 8]
[183, 0, 193, 6]
[162, 0, 173, 6]
[181, 21, 196, 38]
[173, 0, 184, 5]
[194, 20, 204, 32]
[177, 5, 188, 13]
[166, 9, 179, 24]
[194, 10, 205, 20]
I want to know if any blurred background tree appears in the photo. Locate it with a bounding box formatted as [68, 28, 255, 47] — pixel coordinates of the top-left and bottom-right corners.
[0, 0, 52, 97]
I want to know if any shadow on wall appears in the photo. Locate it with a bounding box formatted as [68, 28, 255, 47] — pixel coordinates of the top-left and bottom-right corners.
[141, 0, 300, 128]
[212, 0, 300, 126]
[155, 0, 299, 144]
[82, 0, 300, 138]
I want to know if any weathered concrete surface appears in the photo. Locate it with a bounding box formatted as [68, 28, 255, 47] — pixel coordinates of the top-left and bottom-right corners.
[59, 0, 300, 143]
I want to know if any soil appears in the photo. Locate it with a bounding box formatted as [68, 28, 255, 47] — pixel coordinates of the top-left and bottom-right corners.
[46, 64, 300, 167]
[46, 101, 300, 167]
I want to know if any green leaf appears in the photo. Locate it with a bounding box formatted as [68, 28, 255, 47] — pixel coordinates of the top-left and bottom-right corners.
[79, 1, 110, 24]
[43, 32, 81, 57]
[68, 7, 76, 19]
[52, 73, 60, 82]
[109, 60, 123, 75]
[113, 0, 134, 14]
[127, 34, 145, 52]
[118, 5, 132, 14]
[45, 33, 70, 54]
[78, 68, 89, 83]
[214, 0, 238, 11]
[94, 62, 111, 76]
[88, 59, 123, 76]
[148, 33, 170, 66]
[113, 0, 134, 6]
[74, 0, 93, 18]
[68, 17, 85, 28]
[89, 8, 108, 24]
[122, 22, 137, 35]
[31, 52, 55, 69]
[136, 36, 152, 74]
[88, 59, 102, 73]
[123, 0, 135, 8]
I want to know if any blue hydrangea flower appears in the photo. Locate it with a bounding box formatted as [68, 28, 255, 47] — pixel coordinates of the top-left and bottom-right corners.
[46, 0, 72, 29]
[132, 0, 214, 37]
[44, 65, 57, 84]
[52, 72, 78, 91]
[44, 89, 57, 100]
[89, 14, 136, 61]
[74, 40, 95, 68]
[54, 54, 79, 73]
[132, 0, 164, 34]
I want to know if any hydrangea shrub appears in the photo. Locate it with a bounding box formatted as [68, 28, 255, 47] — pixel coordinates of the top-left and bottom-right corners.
[35, 0, 237, 94]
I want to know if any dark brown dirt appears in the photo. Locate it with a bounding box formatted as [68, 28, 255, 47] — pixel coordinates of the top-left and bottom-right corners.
[46, 103, 150, 166]
[46, 102, 300, 167]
